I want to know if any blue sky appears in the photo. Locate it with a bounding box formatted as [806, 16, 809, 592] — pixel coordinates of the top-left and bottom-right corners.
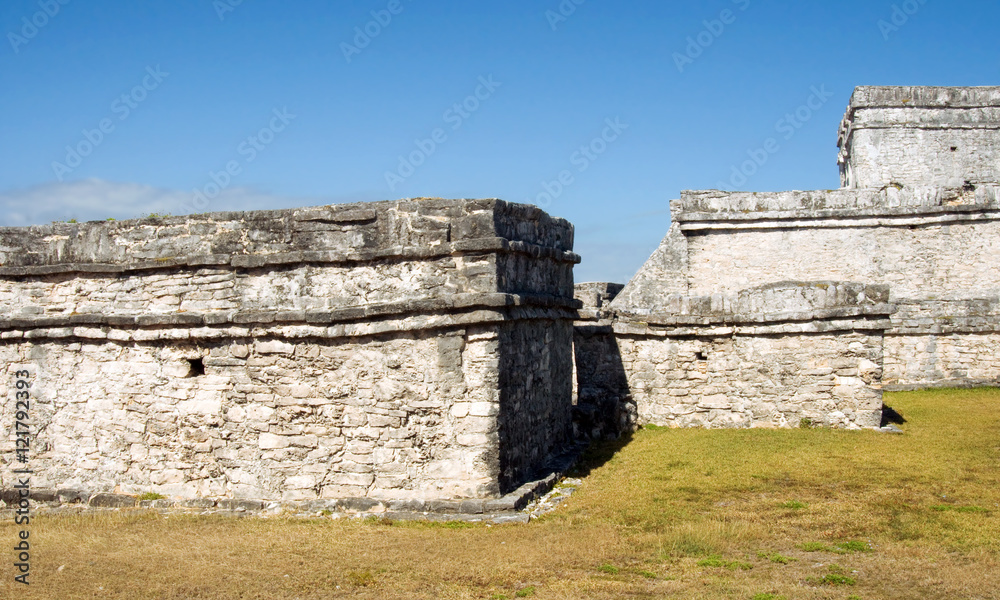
[1, 0, 997, 283]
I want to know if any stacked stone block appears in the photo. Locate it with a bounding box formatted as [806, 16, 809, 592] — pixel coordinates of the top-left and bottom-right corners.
[0, 199, 579, 502]
[611, 282, 891, 429]
[601, 86, 1000, 418]
[838, 86, 1000, 188]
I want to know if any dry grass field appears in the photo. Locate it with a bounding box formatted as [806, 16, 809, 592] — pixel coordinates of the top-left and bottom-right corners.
[3, 387, 999, 599]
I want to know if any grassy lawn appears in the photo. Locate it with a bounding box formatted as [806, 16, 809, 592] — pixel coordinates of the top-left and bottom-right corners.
[3, 388, 1000, 599]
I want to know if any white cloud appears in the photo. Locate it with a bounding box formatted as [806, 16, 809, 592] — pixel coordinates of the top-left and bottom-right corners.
[0, 178, 372, 226]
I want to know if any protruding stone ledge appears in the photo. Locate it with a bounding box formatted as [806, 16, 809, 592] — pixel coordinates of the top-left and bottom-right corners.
[0, 237, 580, 278]
[846, 86, 1000, 110]
[0, 198, 579, 273]
[674, 186, 999, 228]
[0, 293, 582, 333]
[0, 308, 580, 343]
[614, 282, 891, 318]
[608, 282, 893, 337]
[615, 317, 893, 338]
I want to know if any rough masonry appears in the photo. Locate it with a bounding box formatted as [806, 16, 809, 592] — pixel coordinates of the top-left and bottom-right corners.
[582, 86, 1000, 432]
[2, 85, 998, 509]
[0, 199, 579, 503]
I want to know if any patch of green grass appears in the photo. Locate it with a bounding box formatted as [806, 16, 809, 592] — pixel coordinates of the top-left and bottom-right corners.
[489, 594, 509, 600]
[138, 492, 166, 501]
[799, 417, 814, 428]
[437, 520, 478, 529]
[514, 586, 536, 597]
[390, 519, 483, 531]
[816, 573, 856, 586]
[696, 555, 752, 571]
[752, 594, 788, 600]
[800, 542, 829, 552]
[757, 551, 796, 564]
[780, 500, 807, 509]
[835, 540, 873, 553]
[636, 570, 657, 579]
[808, 565, 856, 586]
[798, 540, 871, 554]
[597, 564, 619, 575]
[696, 555, 725, 568]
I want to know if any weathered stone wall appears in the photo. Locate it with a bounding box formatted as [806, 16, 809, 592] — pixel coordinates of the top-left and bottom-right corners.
[0, 328, 503, 501]
[611, 224, 689, 311]
[884, 295, 1000, 389]
[884, 332, 1000, 390]
[571, 283, 631, 438]
[0, 199, 580, 503]
[615, 332, 885, 429]
[839, 86, 1000, 188]
[611, 283, 891, 429]
[675, 187, 1000, 301]
[496, 318, 575, 489]
[649, 185, 1000, 389]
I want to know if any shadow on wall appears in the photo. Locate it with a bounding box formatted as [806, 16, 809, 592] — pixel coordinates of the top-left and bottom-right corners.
[572, 283, 633, 439]
[573, 327, 633, 439]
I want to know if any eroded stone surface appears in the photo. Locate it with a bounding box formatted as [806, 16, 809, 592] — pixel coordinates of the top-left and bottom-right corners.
[581, 86, 1000, 431]
[0, 199, 579, 503]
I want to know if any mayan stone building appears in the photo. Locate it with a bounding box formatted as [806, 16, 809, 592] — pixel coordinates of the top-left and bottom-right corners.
[579, 86, 1000, 432]
[0, 199, 579, 503]
[2, 85, 998, 509]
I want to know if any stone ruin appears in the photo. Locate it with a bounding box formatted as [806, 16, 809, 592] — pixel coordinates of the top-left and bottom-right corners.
[576, 85, 1000, 435]
[0, 200, 578, 508]
[1, 86, 999, 510]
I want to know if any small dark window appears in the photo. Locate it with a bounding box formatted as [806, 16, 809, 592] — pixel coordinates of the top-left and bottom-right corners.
[696, 352, 708, 361]
[187, 358, 205, 377]
[950, 146, 958, 152]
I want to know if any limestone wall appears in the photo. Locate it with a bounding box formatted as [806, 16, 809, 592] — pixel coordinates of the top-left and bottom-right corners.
[572, 283, 631, 438]
[658, 187, 1000, 388]
[0, 199, 580, 502]
[838, 86, 1000, 188]
[496, 319, 574, 490]
[0, 328, 502, 501]
[884, 333, 1000, 390]
[675, 187, 1000, 301]
[615, 332, 884, 429]
[610, 282, 891, 429]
